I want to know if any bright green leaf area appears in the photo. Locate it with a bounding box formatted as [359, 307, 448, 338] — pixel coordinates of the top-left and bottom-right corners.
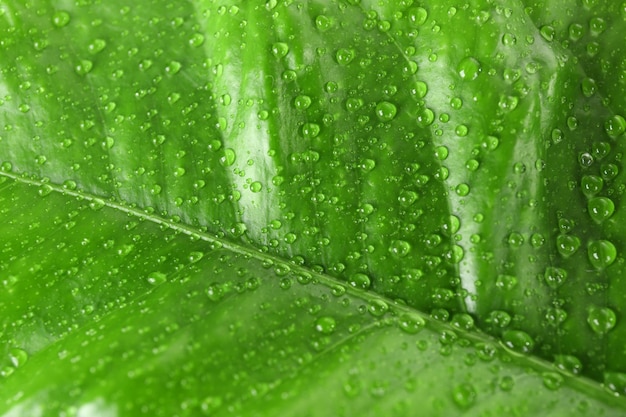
[1, 0, 626, 415]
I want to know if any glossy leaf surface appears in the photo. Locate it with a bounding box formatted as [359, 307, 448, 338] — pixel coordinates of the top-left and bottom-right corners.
[1, 0, 626, 415]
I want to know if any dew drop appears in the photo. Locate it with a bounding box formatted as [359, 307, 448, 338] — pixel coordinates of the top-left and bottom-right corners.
[398, 314, 425, 334]
[294, 95, 312, 110]
[587, 306, 617, 335]
[250, 181, 262, 193]
[544, 267, 567, 289]
[52, 11, 71, 27]
[75, 59, 93, 75]
[587, 197, 615, 223]
[349, 273, 371, 289]
[389, 240, 411, 258]
[271, 42, 289, 58]
[220, 148, 236, 166]
[502, 330, 535, 353]
[407, 7, 428, 26]
[457, 57, 481, 80]
[315, 15, 332, 31]
[189, 33, 205, 47]
[556, 234, 580, 258]
[451, 383, 476, 410]
[416, 107, 434, 127]
[605, 115, 626, 138]
[581, 175, 603, 196]
[8, 348, 28, 368]
[375, 101, 397, 122]
[335, 48, 355, 65]
[368, 299, 388, 317]
[314, 316, 337, 334]
[301, 123, 320, 138]
[587, 240, 617, 269]
[147, 272, 167, 285]
[411, 81, 428, 98]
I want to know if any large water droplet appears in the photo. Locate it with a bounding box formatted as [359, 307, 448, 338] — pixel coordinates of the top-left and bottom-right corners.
[457, 57, 481, 80]
[605, 115, 626, 138]
[587, 240, 617, 269]
[544, 267, 567, 289]
[314, 316, 337, 334]
[451, 383, 476, 409]
[502, 330, 535, 353]
[587, 197, 615, 223]
[375, 101, 397, 122]
[587, 306, 617, 335]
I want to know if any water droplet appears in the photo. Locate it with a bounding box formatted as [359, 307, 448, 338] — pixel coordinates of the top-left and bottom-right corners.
[407, 7, 428, 26]
[314, 316, 336, 334]
[587, 306, 617, 335]
[450, 97, 463, 109]
[502, 330, 535, 353]
[451, 383, 476, 409]
[455, 124, 469, 137]
[271, 42, 289, 58]
[375, 101, 397, 122]
[487, 310, 511, 328]
[52, 11, 71, 27]
[411, 81, 428, 98]
[542, 372, 563, 390]
[581, 175, 603, 196]
[605, 115, 626, 138]
[147, 272, 167, 285]
[88, 38, 106, 54]
[454, 183, 469, 196]
[301, 123, 320, 138]
[294, 95, 312, 110]
[248, 181, 262, 193]
[416, 107, 434, 127]
[166, 60, 182, 75]
[368, 299, 388, 317]
[189, 251, 204, 263]
[389, 240, 411, 258]
[556, 234, 580, 258]
[349, 273, 371, 289]
[540, 25, 555, 41]
[220, 148, 236, 166]
[398, 190, 418, 207]
[587, 240, 617, 269]
[8, 348, 28, 368]
[569, 23, 584, 41]
[587, 197, 615, 223]
[189, 33, 205, 47]
[495, 275, 517, 291]
[544, 267, 567, 289]
[398, 314, 425, 334]
[335, 48, 355, 65]
[75, 59, 93, 75]
[457, 57, 481, 80]
[315, 15, 332, 31]
[554, 354, 583, 375]
[502, 33, 517, 45]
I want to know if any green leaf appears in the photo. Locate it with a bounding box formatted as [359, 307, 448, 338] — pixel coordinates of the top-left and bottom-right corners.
[1, 0, 626, 415]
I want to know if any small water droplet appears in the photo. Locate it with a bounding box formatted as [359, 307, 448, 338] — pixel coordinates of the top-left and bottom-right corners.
[189, 33, 205, 47]
[8, 348, 28, 368]
[398, 314, 425, 334]
[587, 197, 615, 223]
[147, 272, 167, 285]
